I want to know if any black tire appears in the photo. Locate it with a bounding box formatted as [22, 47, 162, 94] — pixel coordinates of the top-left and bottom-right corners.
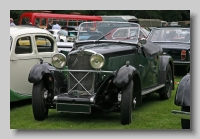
[121, 80, 133, 125]
[32, 79, 49, 121]
[60, 40, 64, 42]
[158, 64, 172, 100]
[181, 106, 190, 129]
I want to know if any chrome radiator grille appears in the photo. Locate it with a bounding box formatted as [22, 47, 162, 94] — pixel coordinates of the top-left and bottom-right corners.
[67, 54, 95, 94]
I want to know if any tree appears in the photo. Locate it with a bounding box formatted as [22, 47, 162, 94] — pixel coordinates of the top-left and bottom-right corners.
[10, 10, 190, 24]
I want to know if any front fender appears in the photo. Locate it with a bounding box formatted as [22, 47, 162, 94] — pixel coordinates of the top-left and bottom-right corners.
[158, 55, 175, 90]
[174, 74, 190, 106]
[113, 64, 137, 88]
[28, 62, 56, 83]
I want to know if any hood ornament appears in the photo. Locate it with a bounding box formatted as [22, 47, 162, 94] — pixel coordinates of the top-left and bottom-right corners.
[77, 47, 84, 56]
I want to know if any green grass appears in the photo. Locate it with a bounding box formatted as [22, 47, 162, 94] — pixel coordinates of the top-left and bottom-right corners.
[10, 76, 183, 130]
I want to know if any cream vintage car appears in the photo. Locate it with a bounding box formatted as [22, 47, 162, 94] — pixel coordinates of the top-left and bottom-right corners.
[10, 26, 59, 102]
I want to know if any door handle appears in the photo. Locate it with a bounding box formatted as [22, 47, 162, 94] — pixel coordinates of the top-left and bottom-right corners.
[10, 59, 17, 61]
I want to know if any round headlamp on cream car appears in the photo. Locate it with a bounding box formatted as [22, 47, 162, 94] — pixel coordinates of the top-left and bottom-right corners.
[90, 53, 105, 69]
[52, 53, 66, 69]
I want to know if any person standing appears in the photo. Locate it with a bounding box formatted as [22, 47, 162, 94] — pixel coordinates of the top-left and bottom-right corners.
[10, 18, 16, 26]
[52, 20, 61, 30]
[35, 21, 40, 27]
[47, 19, 53, 29]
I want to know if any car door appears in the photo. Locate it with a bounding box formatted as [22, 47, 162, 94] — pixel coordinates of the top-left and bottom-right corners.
[34, 34, 58, 64]
[10, 34, 38, 96]
[137, 45, 159, 89]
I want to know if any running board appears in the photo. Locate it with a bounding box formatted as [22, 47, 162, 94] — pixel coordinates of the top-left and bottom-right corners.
[142, 84, 165, 95]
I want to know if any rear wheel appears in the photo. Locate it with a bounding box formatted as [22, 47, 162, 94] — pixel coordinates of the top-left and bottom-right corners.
[121, 80, 133, 125]
[181, 106, 190, 129]
[32, 79, 49, 121]
[158, 64, 172, 100]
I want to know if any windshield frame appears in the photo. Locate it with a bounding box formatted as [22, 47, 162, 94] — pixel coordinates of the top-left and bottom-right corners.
[76, 21, 141, 43]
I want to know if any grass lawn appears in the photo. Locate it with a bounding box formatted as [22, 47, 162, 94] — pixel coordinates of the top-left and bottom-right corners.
[10, 76, 183, 130]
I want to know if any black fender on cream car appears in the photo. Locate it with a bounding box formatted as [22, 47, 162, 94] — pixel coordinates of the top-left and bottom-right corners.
[28, 62, 67, 95]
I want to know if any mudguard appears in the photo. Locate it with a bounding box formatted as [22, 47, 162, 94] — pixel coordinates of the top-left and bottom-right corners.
[158, 55, 175, 89]
[174, 74, 190, 106]
[28, 62, 56, 83]
[113, 64, 137, 88]
[28, 62, 67, 95]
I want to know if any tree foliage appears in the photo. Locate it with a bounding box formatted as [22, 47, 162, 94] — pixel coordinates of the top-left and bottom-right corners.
[10, 10, 190, 23]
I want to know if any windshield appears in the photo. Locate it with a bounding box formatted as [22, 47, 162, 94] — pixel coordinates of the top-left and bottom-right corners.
[148, 28, 190, 43]
[77, 21, 140, 43]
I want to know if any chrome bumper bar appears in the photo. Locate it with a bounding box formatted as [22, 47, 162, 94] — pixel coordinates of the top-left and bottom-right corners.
[171, 110, 190, 120]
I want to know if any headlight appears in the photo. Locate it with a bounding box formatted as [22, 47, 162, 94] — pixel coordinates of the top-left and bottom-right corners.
[90, 53, 105, 69]
[52, 53, 66, 69]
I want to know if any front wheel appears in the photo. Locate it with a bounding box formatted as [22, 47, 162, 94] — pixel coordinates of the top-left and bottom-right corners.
[32, 79, 49, 121]
[181, 106, 190, 129]
[121, 80, 133, 125]
[158, 64, 172, 100]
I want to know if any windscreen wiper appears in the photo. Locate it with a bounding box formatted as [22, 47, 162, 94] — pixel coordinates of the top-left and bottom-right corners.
[96, 32, 111, 41]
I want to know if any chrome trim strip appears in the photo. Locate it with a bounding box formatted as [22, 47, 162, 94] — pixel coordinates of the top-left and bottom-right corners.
[10, 57, 40, 61]
[171, 110, 190, 120]
[90, 95, 95, 103]
[142, 84, 165, 95]
[49, 69, 115, 73]
[174, 61, 190, 64]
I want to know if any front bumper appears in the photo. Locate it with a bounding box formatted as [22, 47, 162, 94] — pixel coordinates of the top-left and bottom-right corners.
[53, 94, 95, 114]
[171, 110, 190, 120]
[49, 69, 115, 113]
[173, 61, 190, 66]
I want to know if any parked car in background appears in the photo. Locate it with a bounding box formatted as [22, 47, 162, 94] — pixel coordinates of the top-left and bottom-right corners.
[66, 31, 78, 42]
[48, 29, 69, 42]
[57, 29, 68, 42]
[147, 26, 190, 74]
[28, 21, 174, 125]
[48, 29, 60, 42]
[10, 26, 59, 102]
[56, 42, 73, 54]
[61, 26, 78, 31]
[104, 27, 149, 40]
[171, 73, 190, 129]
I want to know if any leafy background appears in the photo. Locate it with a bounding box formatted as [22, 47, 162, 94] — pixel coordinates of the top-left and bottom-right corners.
[10, 10, 190, 25]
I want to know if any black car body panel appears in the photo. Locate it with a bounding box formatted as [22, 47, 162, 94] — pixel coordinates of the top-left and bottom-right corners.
[174, 74, 190, 106]
[171, 73, 190, 128]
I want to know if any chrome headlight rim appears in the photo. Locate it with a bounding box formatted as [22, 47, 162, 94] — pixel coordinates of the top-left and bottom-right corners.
[90, 53, 105, 69]
[52, 53, 67, 69]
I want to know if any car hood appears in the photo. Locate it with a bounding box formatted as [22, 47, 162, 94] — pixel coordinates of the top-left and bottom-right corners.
[71, 42, 136, 55]
[154, 42, 190, 50]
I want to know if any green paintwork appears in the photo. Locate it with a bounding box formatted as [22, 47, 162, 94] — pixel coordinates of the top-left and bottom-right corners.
[56, 103, 91, 113]
[10, 89, 31, 102]
[61, 51, 69, 57]
[101, 50, 159, 90]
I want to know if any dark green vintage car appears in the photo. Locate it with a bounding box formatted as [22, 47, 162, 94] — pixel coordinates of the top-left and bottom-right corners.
[28, 21, 175, 125]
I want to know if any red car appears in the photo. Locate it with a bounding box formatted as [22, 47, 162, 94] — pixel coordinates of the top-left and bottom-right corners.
[105, 27, 150, 40]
